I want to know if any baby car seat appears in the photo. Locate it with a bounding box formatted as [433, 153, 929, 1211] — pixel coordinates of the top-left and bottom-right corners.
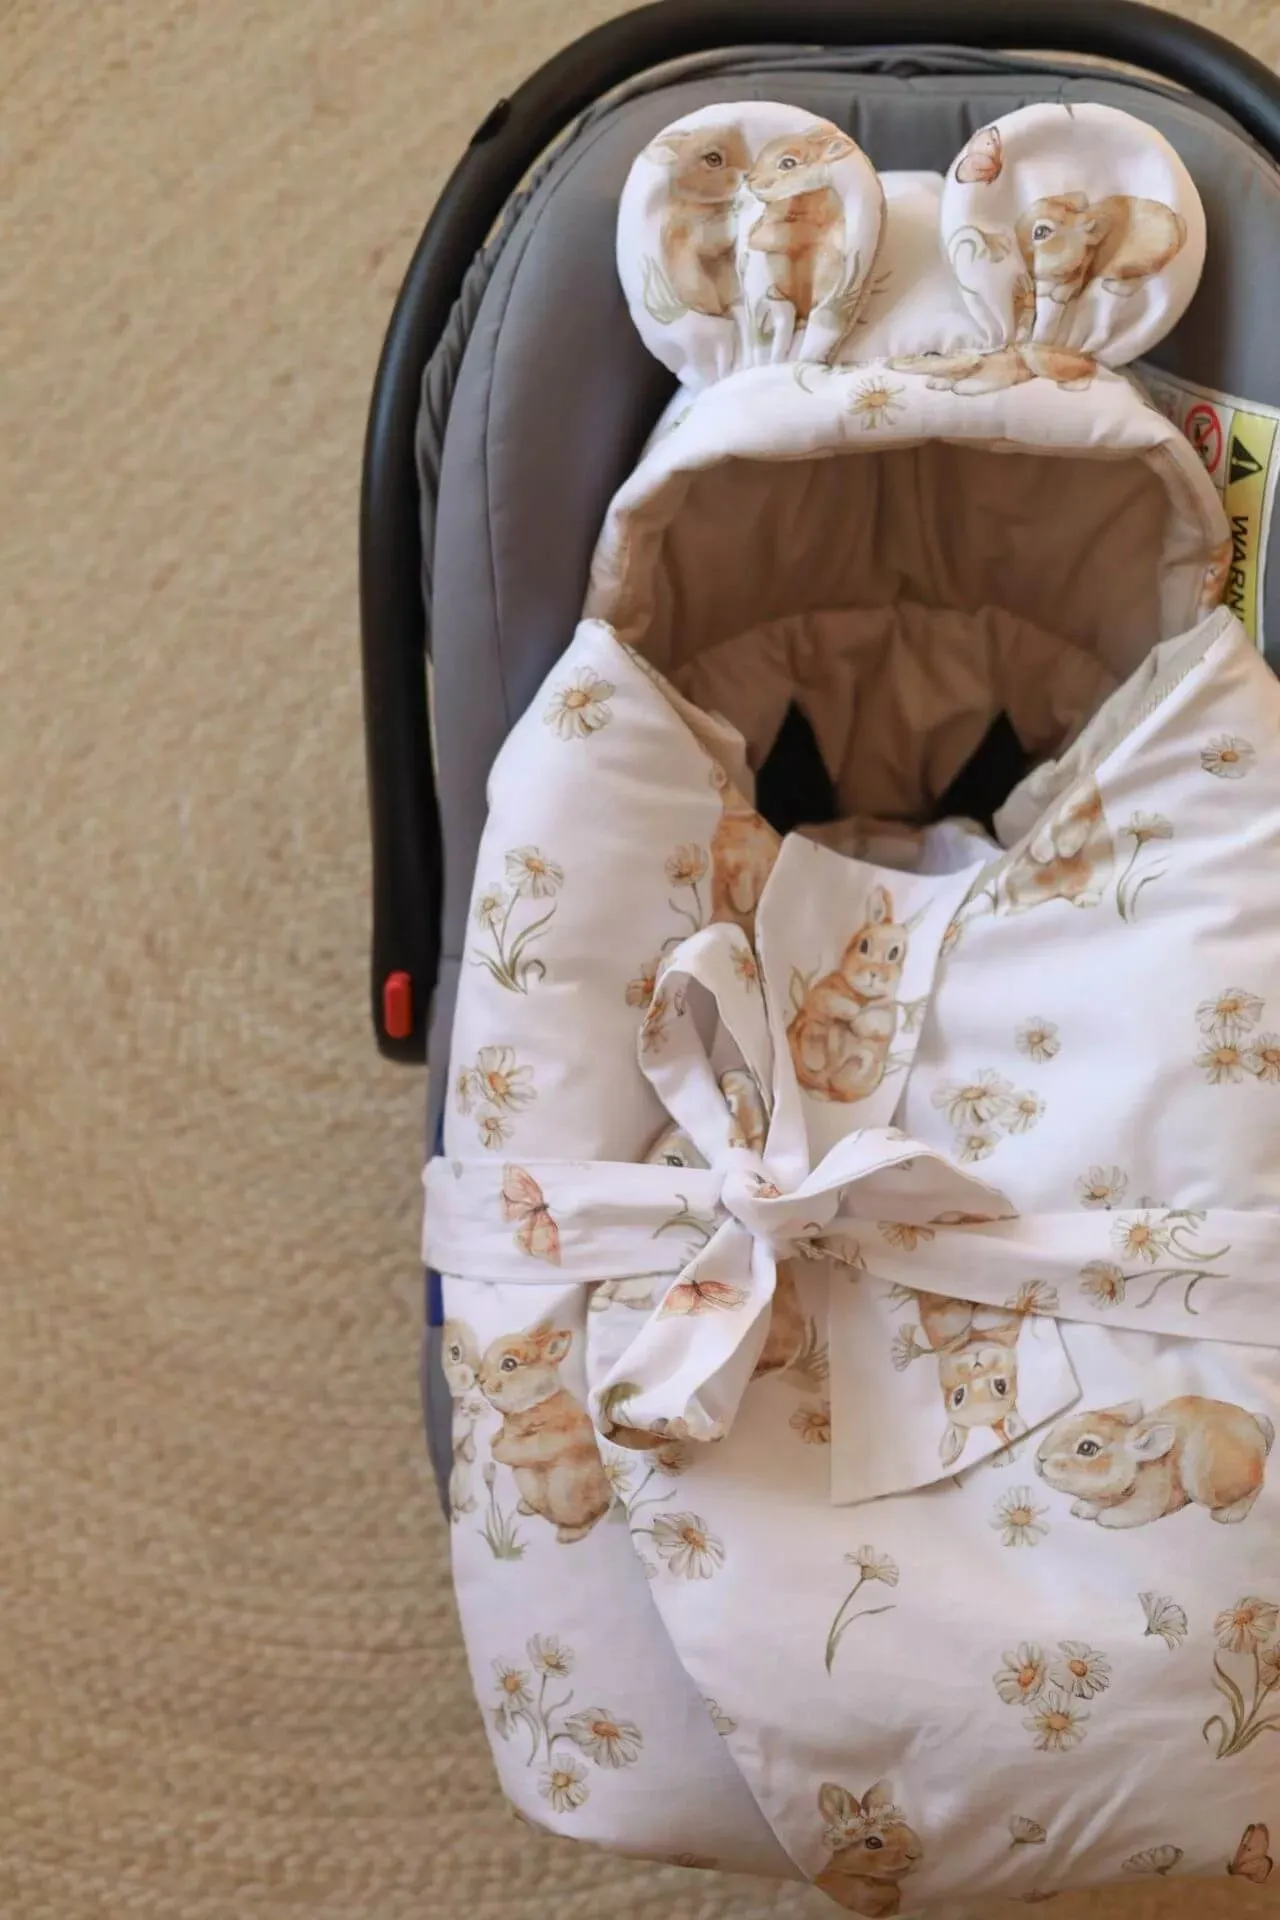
[361, 3, 1280, 1907]
[361, 0, 1280, 1484]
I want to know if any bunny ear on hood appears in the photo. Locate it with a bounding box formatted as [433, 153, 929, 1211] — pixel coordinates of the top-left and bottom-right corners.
[939, 102, 1207, 366]
[618, 102, 885, 388]
[595, 99, 1228, 667]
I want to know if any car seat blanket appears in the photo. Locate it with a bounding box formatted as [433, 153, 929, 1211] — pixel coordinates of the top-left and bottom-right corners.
[424, 99, 1278, 1913]
[427, 607, 1280, 1905]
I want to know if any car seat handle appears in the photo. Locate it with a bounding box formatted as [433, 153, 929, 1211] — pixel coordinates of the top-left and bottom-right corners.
[361, 0, 1280, 1061]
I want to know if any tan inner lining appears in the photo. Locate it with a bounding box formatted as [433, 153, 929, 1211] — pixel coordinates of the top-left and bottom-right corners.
[621, 445, 1178, 820]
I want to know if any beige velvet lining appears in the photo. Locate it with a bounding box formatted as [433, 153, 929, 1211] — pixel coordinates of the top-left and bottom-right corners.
[637, 446, 1170, 672]
[610, 444, 1194, 818]
[674, 604, 1119, 822]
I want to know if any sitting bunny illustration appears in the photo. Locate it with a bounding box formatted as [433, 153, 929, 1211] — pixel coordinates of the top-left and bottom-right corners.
[443, 1317, 485, 1520]
[1001, 777, 1115, 914]
[709, 788, 780, 935]
[746, 123, 859, 320]
[1016, 192, 1187, 303]
[787, 885, 908, 1103]
[815, 1781, 923, 1916]
[1036, 1395, 1274, 1528]
[644, 124, 752, 318]
[478, 1320, 612, 1542]
[896, 1293, 1026, 1467]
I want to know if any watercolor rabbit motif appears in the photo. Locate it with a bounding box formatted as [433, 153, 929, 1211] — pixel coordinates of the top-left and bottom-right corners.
[787, 886, 908, 1103]
[815, 1781, 923, 1916]
[746, 123, 861, 321]
[644, 124, 752, 318]
[479, 1322, 613, 1543]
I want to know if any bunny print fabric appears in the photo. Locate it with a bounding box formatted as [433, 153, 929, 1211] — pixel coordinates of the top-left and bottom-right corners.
[422, 96, 1279, 1914]
[622, 103, 886, 381]
[591, 100, 1228, 735]
[427, 608, 1280, 1909]
[618, 100, 1204, 392]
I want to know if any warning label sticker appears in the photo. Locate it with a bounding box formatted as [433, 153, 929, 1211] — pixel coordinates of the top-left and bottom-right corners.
[1137, 362, 1280, 652]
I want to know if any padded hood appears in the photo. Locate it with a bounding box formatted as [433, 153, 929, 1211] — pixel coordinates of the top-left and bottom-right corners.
[591, 102, 1230, 822]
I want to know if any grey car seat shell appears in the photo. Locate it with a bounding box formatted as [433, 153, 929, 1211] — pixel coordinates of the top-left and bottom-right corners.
[392, 48, 1280, 1508]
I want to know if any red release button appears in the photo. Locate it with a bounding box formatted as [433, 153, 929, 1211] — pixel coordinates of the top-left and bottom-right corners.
[383, 970, 413, 1040]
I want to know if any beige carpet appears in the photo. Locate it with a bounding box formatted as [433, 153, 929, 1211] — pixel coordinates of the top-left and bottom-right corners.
[3, 2, 1280, 1915]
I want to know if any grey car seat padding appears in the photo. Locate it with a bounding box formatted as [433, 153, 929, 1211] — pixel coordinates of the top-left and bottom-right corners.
[421, 60, 1280, 1502]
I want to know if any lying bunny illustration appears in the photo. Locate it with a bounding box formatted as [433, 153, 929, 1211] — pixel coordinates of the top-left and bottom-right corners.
[644, 124, 752, 318]
[1002, 777, 1116, 914]
[746, 123, 860, 321]
[478, 1320, 612, 1542]
[1016, 192, 1187, 303]
[896, 1292, 1026, 1467]
[815, 1780, 923, 1916]
[890, 342, 1096, 395]
[443, 1316, 485, 1520]
[787, 885, 908, 1103]
[1036, 1395, 1274, 1528]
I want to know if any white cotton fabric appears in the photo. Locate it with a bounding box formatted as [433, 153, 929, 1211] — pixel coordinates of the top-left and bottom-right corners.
[593, 99, 1230, 826]
[424, 98, 1277, 1914]
[941, 103, 1206, 364]
[618, 100, 1206, 391]
[428, 610, 1280, 1908]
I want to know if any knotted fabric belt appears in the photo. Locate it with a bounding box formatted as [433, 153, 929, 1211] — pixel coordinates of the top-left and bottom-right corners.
[427, 885, 1278, 1505]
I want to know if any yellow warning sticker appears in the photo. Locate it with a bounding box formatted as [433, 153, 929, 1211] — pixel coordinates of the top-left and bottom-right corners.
[1137, 362, 1280, 652]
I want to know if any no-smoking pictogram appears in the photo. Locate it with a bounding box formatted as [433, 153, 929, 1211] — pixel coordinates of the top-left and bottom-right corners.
[1185, 401, 1224, 475]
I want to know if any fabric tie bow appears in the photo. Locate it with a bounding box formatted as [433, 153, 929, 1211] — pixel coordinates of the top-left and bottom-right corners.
[426, 848, 1279, 1504]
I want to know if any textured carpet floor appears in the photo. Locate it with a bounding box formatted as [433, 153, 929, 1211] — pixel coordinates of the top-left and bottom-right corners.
[3, 2, 1280, 1916]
